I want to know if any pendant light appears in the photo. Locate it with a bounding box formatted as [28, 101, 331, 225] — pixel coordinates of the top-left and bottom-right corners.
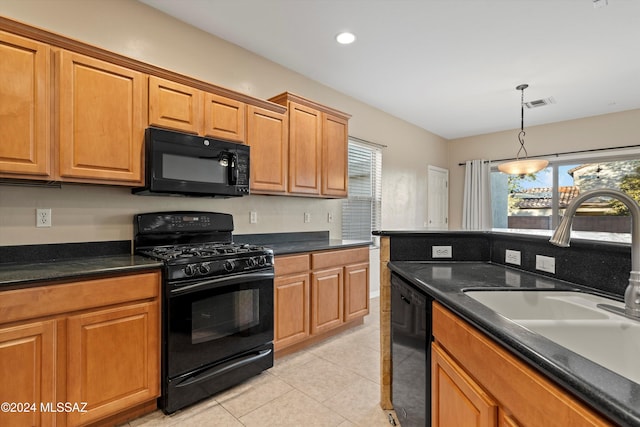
[497, 84, 549, 175]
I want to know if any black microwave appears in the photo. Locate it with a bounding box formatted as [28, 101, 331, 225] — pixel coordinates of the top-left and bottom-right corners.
[133, 127, 250, 197]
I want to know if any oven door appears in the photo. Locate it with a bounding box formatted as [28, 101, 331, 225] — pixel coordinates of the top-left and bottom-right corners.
[165, 269, 274, 379]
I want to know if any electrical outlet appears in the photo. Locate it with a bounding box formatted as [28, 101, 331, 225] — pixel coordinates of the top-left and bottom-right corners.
[250, 211, 258, 224]
[36, 208, 52, 228]
[432, 245, 452, 258]
[536, 255, 556, 274]
[505, 249, 521, 266]
[304, 212, 311, 223]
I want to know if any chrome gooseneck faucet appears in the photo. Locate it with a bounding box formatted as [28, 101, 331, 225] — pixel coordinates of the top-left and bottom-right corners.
[550, 188, 640, 318]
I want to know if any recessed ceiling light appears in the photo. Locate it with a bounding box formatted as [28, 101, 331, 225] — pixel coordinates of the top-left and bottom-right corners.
[336, 32, 356, 45]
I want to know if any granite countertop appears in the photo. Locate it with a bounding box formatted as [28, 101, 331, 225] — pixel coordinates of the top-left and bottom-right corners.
[389, 261, 640, 427]
[0, 255, 162, 290]
[234, 231, 371, 255]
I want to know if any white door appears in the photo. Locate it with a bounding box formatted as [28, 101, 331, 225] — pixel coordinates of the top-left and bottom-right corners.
[427, 165, 449, 229]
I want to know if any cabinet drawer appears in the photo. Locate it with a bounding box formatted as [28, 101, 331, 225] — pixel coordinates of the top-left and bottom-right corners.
[275, 254, 310, 276]
[311, 247, 369, 270]
[0, 271, 161, 325]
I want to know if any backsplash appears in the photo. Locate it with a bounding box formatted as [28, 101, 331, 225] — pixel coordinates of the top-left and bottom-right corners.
[386, 231, 631, 299]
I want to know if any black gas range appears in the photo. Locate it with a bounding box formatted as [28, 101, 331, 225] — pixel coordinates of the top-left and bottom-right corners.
[134, 212, 274, 414]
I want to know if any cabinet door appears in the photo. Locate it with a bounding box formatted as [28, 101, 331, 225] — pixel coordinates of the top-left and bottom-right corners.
[311, 267, 344, 334]
[58, 50, 146, 184]
[0, 31, 51, 178]
[344, 262, 369, 321]
[66, 301, 159, 426]
[432, 343, 498, 427]
[288, 101, 321, 195]
[0, 320, 56, 427]
[246, 105, 288, 193]
[148, 75, 203, 134]
[204, 93, 245, 142]
[274, 272, 310, 351]
[321, 113, 348, 197]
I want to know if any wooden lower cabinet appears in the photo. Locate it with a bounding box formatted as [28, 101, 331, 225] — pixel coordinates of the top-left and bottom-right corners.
[432, 302, 613, 427]
[274, 270, 310, 350]
[311, 267, 344, 334]
[0, 320, 57, 427]
[432, 343, 498, 427]
[274, 247, 369, 354]
[66, 301, 159, 426]
[0, 271, 161, 427]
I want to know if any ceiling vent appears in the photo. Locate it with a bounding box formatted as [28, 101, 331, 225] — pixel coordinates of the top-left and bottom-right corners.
[524, 97, 556, 109]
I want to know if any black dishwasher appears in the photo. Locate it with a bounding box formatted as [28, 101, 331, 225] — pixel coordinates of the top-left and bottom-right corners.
[391, 272, 433, 427]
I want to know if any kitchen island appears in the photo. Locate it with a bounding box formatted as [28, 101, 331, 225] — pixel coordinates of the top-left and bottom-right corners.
[376, 231, 639, 427]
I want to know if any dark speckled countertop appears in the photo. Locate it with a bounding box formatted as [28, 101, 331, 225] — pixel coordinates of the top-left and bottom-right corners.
[0, 240, 162, 290]
[390, 261, 640, 427]
[234, 231, 371, 255]
[0, 255, 162, 290]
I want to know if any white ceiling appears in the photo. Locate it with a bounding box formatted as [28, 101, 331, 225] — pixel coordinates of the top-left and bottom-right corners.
[139, 0, 640, 140]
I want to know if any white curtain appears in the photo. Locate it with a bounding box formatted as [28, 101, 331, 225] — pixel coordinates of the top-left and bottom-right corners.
[462, 159, 492, 230]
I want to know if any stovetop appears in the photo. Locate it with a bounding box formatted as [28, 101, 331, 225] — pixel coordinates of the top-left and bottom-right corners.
[138, 242, 267, 262]
[133, 211, 274, 282]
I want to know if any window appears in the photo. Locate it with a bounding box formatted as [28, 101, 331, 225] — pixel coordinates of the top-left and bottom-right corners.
[342, 139, 382, 243]
[491, 155, 640, 241]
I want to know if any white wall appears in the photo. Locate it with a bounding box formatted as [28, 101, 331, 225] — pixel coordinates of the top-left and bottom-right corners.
[0, 0, 448, 246]
[447, 109, 640, 230]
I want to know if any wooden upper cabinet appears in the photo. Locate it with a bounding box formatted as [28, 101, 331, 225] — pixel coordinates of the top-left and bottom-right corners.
[204, 93, 246, 142]
[288, 101, 322, 195]
[322, 113, 349, 197]
[0, 31, 51, 179]
[269, 92, 351, 198]
[247, 105, 288, 193]
[57, 50, 146, 185]
[149, 75, 203, 134]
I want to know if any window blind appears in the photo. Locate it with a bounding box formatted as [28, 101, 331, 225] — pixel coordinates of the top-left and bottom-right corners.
[342, 140, 382, 242]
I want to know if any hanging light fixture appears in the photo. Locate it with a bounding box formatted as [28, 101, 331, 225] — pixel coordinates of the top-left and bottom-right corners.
[497, 84, 549, 175]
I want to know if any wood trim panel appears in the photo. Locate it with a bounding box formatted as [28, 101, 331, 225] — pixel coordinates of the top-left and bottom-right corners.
[311, 247, 369, 270]
[0, 16, 286, 114]
[432, 302, 613, 426]
[0, 271, 161, 325]
[379, 236, 392, 409]
[269, 92, 351, 120]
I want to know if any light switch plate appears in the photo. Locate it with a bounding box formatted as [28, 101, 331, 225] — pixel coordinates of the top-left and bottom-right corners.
[505, 249, 521, 265]
[536, 255, 556, 274]
[432, 245, 452, 258]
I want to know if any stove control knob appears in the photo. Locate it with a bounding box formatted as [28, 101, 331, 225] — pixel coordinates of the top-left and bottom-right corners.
[184, 264, 197, 277]
[257, 256, 266, 266]
[198, 263, 211, 275]
[224, 260, 235, 272]
[247, 257, 257, 267]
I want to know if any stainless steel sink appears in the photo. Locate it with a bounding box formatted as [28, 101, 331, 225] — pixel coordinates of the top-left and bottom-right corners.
[464, 290, 640, 383]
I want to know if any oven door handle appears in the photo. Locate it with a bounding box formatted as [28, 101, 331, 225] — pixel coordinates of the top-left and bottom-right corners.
[174, 348, 273, 388]
[170, 271, 274, 296]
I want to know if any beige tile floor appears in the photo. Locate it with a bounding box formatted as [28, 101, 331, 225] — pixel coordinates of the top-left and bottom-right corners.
[125, 297, 399, 427]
